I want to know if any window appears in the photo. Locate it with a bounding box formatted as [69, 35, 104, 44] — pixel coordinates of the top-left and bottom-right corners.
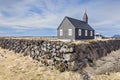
[90, 31, 93, 36]
[78, 29, 81, 36]
[85, 30, 88, 36]
[60, 29, 63, 36]
[68, 29, 72, 36]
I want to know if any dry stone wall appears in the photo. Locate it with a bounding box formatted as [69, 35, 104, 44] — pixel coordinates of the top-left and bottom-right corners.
[0, 38, 120, 72]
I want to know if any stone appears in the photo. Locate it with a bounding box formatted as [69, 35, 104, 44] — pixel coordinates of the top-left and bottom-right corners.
[0, 38, 120, 72]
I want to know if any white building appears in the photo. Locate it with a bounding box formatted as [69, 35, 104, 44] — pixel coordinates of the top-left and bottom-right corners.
[95, 33, 102, 40]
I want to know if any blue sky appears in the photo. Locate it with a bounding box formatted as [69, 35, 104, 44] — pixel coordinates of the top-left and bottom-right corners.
[0, 0, 120, 37]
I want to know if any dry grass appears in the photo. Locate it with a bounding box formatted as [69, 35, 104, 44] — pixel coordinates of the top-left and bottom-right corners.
[91, 72, 120, 80]
[0, 47, 120, 80]
[0, 47, 82, 80]
[2, 36, 118, 43]
[84, 49, 120, 80]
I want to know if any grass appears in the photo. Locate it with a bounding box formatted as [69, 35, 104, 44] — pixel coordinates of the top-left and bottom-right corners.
[91, 72, 120, 80]
[0, 47, 82, 80]
[0, 47, 120, 80]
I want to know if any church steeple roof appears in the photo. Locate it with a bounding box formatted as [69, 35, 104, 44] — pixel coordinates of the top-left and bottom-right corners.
[83, 11, 88, 23]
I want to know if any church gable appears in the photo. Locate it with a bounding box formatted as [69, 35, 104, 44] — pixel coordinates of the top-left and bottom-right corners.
[57, 16, 75, 30]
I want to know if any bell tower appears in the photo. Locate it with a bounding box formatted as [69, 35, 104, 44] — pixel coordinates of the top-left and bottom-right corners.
[83, 11, 88, 23]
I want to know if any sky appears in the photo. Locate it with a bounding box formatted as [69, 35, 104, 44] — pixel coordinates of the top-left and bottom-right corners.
[0, 0, 120, 37]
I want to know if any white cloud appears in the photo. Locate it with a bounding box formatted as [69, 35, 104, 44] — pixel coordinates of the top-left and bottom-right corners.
[0, 30, 6, 34]
[0, 0, 120, 36]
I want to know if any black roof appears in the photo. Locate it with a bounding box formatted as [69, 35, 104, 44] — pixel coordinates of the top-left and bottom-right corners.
[66, 16, 94, 30]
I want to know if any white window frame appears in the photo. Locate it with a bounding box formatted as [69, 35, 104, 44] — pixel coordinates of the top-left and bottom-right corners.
[68, 29, 72, 36]
[90, 31, 93, 36]
[78, 29, 81, 36]
[85, 30, 88, 36]
[60, 29, 63, 36]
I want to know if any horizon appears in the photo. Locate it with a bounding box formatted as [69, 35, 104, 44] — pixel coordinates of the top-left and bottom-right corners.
[0, 0, 120, 37]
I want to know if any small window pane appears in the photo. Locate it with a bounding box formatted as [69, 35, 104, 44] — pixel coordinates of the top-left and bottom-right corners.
[90, 31, 93, 36]
[78, 29, 81, 36]
[85, 30, 87, 36]
[68, 29, 72, 36]
[60, 29, 63, 36]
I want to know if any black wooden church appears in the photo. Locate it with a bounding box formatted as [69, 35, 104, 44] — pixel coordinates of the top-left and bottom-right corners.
[57, 12, 95, 40]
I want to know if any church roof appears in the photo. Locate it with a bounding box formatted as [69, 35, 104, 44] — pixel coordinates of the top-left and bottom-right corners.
[66, 16, 94, 30]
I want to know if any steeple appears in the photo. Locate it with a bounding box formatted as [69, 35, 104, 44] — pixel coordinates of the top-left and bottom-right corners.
[83, 11, 88, 23]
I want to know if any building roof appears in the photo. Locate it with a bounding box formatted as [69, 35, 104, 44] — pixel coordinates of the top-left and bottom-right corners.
[66, 16, 94, 30]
